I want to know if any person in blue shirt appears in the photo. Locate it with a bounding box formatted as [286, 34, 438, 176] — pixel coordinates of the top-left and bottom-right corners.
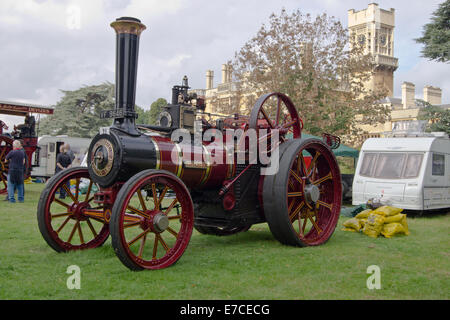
[5, 140, 25, 203]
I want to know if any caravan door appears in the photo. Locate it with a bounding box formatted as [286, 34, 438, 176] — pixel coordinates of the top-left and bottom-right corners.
[46, 142, 56, 175]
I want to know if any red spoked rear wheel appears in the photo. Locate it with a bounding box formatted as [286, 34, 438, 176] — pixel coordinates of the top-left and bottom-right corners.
[37, 167, 110, 252]
[110, 169, 194, 270]
[263, 138, 341, 246]
[0, 136, 13, 194]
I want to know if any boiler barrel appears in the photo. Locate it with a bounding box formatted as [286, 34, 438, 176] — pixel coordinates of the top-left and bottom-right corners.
[88, 129, 233, 189]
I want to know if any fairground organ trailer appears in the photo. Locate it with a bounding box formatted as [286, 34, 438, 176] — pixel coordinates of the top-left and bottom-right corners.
[37, 17, 342, 270]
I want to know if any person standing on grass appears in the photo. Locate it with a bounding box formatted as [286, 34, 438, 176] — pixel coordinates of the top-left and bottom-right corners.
[55, 144, 72, 199]
[5, 140, 25, 203]
[64, 143, 75, 164]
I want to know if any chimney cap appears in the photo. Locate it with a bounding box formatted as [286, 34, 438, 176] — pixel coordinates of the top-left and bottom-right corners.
[116, 17, 142, 23]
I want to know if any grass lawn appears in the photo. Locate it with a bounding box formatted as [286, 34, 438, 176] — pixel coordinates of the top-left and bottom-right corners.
[0, 183, 449, 300]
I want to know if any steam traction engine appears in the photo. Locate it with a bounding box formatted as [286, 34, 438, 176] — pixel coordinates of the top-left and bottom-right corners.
[37, 17, 342, 270]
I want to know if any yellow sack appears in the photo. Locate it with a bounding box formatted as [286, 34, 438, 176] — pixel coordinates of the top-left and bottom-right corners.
[381, 222, 408, 238]
[362, 213, 386, 238]
[342, 218, 362, 232]
[384, 213, 404, 223]
[341, 227, 358, 232]
[359, 219, 367, 228]
[383, 213, 410, 236]
[399, 214, 410, 236]
[355, 209, 373, 220]
[372, 206, 403, 216]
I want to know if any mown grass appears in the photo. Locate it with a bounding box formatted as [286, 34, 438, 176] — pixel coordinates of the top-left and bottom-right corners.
[0, 183, 449, 300]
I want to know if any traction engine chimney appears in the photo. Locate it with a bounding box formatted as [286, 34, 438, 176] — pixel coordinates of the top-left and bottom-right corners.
[110, 17, 146, 135]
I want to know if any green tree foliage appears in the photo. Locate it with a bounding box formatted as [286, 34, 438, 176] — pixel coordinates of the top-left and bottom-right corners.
[38, 82, 115, 138]
[417, 100, 450, 134]
[232, 9, 389, 142]
[415, 0, 450, 63]
[135, 105, 151, 124]
[148, 98, 167, 125]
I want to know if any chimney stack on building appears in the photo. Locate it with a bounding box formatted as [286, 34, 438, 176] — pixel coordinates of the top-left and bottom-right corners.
[221, 63, 232, 84]
[206, 70, 214, 90]
[423, 86, 442, 105]
[221, 64, 227, 84]
[402, 82, 415, 109]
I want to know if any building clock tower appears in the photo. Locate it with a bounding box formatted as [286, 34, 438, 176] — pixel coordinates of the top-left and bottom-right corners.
[348, 3, 398, 97]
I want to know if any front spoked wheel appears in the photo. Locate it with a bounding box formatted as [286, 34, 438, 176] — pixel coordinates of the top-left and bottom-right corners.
[37, 167, 110, 252]
[110, 169, 194, 270]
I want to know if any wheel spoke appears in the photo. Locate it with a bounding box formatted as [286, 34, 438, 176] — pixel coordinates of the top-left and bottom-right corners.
[166, 227, 178, 239]
[317, 200, 333, 211]
[56, 216, 71, 234]
[152, 236, 158, 260]
[290, 169, 304, 185]
[260, 106, 274, 129]
[78, 221, 85, 244]
[312, 172, 332, 186]
[54, 198, 70, 208]
[164, 198, 179, 215]
[74, 178, 80, 201]
[62, 184, 77, 203]
[137, 189, 147, 211]
[151, 183, 157, 208]
[287, 191, 303, 197]
[157, 234, 170, 252]
[289, 201, 305, 222]
[127, 205, 149, 218]
[128, 229, 150, 248]
[67, 221, 79, 243]
[298, 154, 307, 176]
[155, 186, 168, 210]
[86, 218, 98, 237]
[308, 152, 320, 177]
[275, 97, 281, 126]
[308, 215, 322, 234]
[51, 212, 72, 219]
[137, 233, 147, 259]
[84, 180, 93, 202]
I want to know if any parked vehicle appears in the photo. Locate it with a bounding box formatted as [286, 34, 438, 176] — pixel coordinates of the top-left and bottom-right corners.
[31, 135, 91, 180]
[352, 133, 450, 212]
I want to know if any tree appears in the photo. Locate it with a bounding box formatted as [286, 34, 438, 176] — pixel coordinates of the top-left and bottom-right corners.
[232, 9, 390, 143]
[415, 0, 450, 63]
[38, 82, 115, 138]
[135, 105, 151, 124]
[148, 98, 167, 125]
[417, 99, 450, 134]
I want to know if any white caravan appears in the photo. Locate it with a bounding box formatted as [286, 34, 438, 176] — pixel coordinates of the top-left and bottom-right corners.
[352, 133, 450, 212]
[31, 135, 91, 179]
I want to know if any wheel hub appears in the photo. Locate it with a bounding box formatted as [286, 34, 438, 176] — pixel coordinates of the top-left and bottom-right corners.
[140, 211, 169, 233]
[304, 184, 320, 205]
[152, 213, 169, 233]
[70, 201, 89, 221]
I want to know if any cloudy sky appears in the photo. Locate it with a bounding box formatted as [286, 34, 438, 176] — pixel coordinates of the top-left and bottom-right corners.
[0, 0, 449, 127]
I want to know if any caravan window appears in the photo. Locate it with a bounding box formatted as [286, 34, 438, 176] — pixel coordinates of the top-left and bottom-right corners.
[432, 153, 445, 176]
[373, 153, 406, 178]
[403, 154, 424, 178]
[360, 153, 377, 176]
[359, 152, 424, 179]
